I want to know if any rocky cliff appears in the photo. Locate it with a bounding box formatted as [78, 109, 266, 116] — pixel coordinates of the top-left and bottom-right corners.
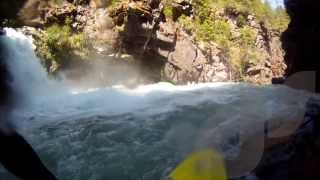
[105, 0, 288, 85]
[2, 0, 289, 86]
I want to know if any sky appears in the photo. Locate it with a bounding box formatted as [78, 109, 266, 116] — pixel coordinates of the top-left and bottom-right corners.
[264, 0, 284, 8]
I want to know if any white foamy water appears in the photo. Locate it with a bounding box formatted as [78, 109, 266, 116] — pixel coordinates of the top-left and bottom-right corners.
[0, 28, 317, 180]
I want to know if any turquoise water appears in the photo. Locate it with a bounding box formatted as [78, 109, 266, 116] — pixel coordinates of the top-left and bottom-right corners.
[0, 83, 310, 180]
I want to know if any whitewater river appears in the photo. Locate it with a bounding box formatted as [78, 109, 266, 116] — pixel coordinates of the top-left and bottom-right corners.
[0, 29, 317, 180]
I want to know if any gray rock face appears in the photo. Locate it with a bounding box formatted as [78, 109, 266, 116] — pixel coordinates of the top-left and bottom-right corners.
[162, 35, 229, 84]
[84, 8, 118, 56]
[151, 20, 230, 84]
[168, 38, 196, 71]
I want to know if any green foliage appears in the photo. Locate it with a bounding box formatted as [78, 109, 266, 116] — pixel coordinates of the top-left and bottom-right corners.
[163, 6, 173, 18]
[178, 15, 195, 34]
[190, 0, 289, 32]
[35, 23, 88, 73]
[229, 47, 261, 79]
[108, 0, 122, 7]
[229, 26, 259, 79]
[269, 7, 290, 32]
[239, 26, 257, 47]
[172, 0, 289, 81]
[177, 0, 231, 47]
[48, 0, 64, 5]
[176, 0, 289, 46]
[192, 0, 214, 21]
[196, 19, 231, 48]
[236, 14, 247, 27]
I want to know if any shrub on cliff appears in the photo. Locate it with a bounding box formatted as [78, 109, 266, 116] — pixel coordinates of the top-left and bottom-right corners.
[163, 6, 173, 18]
[239, 26, 257, 47]
[165, 0, 287, 81]
[172, 0, 288, 48]
[196, 19, 231, 48]
[170, 0, 289, 33]
[35, 21, 88, 73]
[229, 46, 261, 79]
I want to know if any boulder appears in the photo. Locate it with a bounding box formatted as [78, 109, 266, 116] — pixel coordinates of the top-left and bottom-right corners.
[168, 38, 196, 71]
[162, 33, 229, 84]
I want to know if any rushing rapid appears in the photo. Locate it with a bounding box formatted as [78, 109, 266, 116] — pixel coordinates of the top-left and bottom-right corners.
[0, 29, 316, 180]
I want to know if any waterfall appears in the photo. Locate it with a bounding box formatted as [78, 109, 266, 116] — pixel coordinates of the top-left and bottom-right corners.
[0, 28, 317, 180]
[1, 28, 53, 100]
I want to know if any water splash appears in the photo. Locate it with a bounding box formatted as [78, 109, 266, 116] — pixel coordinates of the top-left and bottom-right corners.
[1, 28, 63, 104]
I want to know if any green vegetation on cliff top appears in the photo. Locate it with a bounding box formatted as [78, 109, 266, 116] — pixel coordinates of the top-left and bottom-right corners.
[35, 18, 88, 73]
[166, 0, 289, 32]
[166, 0, 288, 79]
